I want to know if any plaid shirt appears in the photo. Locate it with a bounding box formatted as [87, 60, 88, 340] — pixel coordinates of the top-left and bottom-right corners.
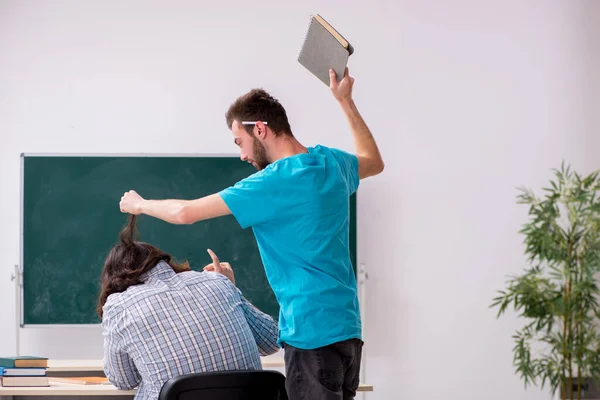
[101, 261, 279, 400]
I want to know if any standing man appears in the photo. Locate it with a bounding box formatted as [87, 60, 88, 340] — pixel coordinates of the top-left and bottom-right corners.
[120, 68, 384, 399]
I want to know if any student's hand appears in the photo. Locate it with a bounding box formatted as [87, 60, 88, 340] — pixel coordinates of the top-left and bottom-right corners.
[120, 190, 145, 215]
[204, 249, 235, 285]
[329, 67, 354, 104]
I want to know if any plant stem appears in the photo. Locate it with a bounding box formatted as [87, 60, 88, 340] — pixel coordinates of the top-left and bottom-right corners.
[568, 240, 574, 400]
[577, 304, 582, 400]
[577, 255, 584, 400]
[563, 279, 568, 400]
[577, 366, 581, 400]
[567, 268, 574, 400]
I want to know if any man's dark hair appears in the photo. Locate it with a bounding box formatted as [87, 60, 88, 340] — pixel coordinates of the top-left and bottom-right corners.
[96, 215, 190, 318]
[225, 89, 293, 137]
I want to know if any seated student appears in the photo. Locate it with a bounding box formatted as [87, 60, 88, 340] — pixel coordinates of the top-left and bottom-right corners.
[97, 216, 279, 399]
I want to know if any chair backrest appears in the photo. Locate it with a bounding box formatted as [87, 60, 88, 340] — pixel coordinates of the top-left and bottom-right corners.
[158, 370, 288, 400]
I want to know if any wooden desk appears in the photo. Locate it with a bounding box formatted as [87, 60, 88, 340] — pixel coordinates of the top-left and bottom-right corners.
[0, 382, 134, 397]
[1, 357, 373, 398]
[0, 381, 373, 397]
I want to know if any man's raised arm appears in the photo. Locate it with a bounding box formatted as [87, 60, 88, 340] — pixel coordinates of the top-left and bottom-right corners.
[329, 68, 384, 179]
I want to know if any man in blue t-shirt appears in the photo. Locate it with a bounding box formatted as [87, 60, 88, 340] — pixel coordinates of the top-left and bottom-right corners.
[119, 68, 384, 399]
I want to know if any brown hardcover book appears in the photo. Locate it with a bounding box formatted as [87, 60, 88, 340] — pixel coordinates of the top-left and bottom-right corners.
[0, 356, 49, 368]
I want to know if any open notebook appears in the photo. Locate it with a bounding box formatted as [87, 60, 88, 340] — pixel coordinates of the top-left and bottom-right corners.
[297, 14, 354, 86]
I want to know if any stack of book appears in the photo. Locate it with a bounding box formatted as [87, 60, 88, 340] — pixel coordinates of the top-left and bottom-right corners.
[0, 356, 49, 387]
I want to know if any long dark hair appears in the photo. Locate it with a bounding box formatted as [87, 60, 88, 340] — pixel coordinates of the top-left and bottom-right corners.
[96, 215, 190, 318]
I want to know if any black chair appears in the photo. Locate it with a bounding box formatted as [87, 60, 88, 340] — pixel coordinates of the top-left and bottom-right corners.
[158, 370, 288, 400]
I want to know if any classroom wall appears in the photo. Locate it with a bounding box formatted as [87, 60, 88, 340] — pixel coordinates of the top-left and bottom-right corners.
[582, 0, 600, 171]
[0, 1, 598, 399]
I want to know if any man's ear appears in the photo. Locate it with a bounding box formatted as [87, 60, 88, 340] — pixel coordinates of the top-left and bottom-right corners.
[254, 121, 268, 139]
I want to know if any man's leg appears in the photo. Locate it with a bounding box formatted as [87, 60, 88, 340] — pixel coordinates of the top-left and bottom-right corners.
[341, 339, 363, 400]
[283, 339, 363, 400]
[284, 342, 344, 400]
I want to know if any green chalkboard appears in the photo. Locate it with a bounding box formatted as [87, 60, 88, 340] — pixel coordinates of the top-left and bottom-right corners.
[21, 155, 357, 325]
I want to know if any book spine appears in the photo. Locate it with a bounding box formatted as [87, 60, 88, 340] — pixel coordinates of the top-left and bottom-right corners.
[297, 15, 315, 60]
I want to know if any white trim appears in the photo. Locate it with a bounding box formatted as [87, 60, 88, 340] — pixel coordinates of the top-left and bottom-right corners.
[14, 265, 22, 355]
[18, 153, 24, 340]
[20, 324, 102, 328]
[20, 152, 240, 157]
[358, 263, 368, 400]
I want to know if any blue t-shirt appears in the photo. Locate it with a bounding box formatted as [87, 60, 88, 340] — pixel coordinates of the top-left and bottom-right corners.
[218, 144, 361, 350]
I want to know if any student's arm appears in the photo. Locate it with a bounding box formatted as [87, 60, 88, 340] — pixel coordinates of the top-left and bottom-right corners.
[329, 68, 385, 179]
[102, 308, 142, 390]
[204, 250, 279, 355]
[119, 191, 231, 225]
[240, 296, 280, 356]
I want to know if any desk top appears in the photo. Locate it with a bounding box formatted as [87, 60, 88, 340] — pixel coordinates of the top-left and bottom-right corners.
[0, 382, 134, 396]
[46, 356, 285, 372]
[0, 381, 373, 396]
[14, 357, 373, 395]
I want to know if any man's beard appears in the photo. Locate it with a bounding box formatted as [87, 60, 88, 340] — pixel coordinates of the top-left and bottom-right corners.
[253, 138, 270, 170]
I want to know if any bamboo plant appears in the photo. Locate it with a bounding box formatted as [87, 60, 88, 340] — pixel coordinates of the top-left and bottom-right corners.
[491, 163, 600, 400]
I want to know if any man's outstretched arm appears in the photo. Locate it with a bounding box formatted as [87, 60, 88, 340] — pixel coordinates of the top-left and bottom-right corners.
[330, 68, 385, 179]
[119, 190, 231, 224]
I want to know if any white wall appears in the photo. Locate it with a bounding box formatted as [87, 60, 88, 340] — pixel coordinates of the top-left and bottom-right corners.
[0, 1, 598, 399]
[582, 0, 600, 171]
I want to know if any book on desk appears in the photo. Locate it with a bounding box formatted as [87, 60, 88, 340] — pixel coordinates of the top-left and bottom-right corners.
[0, 356, 49, 387]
